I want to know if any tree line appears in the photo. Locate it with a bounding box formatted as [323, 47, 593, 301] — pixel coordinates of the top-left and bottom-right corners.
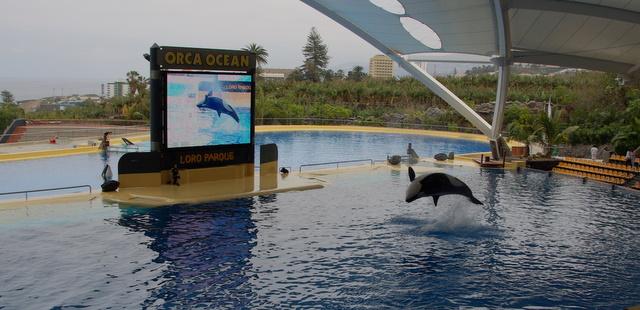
[3, 70, 637, 154]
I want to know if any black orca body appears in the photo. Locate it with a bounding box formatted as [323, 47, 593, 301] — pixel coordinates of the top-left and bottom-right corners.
[196, 92, 240, 123]
[101, 180, 120, 192]
[406, 167, 482, 206]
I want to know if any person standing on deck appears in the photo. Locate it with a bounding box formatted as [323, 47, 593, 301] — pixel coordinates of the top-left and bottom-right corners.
[625, 148, 636, 168]
[170, 164, 180, 186]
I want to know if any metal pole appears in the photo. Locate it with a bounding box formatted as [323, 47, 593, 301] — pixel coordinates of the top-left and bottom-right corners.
[149, 43, 162, 152]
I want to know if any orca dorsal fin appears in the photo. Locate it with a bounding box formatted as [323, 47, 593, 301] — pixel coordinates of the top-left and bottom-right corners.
[408, 167, 416, 182]
[433, 195, 440, 206]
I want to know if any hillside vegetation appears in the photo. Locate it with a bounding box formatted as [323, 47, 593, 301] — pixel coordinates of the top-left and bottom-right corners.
[257, 72, 640, 152]
[3, 71, 640, 153]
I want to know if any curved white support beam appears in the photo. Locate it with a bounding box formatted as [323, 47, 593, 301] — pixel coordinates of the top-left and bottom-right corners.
[300, 0, 493, 141]
[490, 58, 510, 143]
[300, 0, 493, 137]
[489, 0, 513, 159]
[393, 56, 492, 136]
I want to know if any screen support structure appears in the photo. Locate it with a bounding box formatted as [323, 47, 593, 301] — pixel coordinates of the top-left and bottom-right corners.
[117, 44, 256, 189]
[150, 43, 162, 152]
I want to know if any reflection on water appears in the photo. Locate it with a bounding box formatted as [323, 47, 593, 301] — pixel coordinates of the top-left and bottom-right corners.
[118, 198, 258, 309]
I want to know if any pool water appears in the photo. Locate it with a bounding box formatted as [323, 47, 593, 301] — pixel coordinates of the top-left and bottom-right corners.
[257, 130, 490, 170]
[1, 130, 640, 309]
[0, 130, 489, 199]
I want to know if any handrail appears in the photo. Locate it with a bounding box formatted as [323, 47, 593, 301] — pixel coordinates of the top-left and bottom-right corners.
[0, 185, 92, 201]
[299, 159, 374, 173]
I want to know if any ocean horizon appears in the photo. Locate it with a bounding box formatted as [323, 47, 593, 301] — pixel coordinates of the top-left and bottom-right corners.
[0, 77, 120, 102]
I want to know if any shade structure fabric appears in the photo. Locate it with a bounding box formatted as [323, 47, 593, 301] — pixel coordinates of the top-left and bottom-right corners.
[301, 0, 640, 79]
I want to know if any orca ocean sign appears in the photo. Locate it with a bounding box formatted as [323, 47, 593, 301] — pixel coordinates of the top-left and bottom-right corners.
[157, 46, 253, 71]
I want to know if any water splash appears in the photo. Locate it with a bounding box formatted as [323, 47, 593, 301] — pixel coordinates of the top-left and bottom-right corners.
[420, 198, 490, 234]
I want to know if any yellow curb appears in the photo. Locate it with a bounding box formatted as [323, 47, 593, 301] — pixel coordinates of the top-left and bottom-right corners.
[256, 125, 491, 142]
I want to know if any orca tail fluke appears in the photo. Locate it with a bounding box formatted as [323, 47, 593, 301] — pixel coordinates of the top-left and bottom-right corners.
[408, 167, 416, 181]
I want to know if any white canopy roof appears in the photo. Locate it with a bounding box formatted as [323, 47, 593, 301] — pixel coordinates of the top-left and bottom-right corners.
[300, 0, 640, 79]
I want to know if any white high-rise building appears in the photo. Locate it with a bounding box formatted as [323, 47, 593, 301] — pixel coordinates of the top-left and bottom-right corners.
[105, 80, 130, 99]
[369, 55, 394, 78]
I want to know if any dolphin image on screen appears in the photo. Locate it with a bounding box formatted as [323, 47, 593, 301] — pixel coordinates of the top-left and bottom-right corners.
[196, 91, 240, 123]
[405, 167, 483, 206]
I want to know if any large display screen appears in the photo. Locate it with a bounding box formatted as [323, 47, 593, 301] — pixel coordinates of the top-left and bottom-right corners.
[165, 72, 253, 149]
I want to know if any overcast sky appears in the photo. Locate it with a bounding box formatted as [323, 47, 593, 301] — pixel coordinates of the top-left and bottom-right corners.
[1, 0, 380, 79]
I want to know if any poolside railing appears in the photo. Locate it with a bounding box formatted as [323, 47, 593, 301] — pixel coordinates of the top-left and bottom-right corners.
[0, 185, 92, 201]
[299, 159, 375, 173]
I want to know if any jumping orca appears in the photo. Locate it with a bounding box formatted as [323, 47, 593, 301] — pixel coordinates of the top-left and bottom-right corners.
[405, 167, 482, 206]
[196, 91, 240, 123]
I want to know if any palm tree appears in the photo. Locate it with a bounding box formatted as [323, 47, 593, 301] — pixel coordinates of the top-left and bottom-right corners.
[126, 71, 141, 96]
[242, 43, 269, 67]
[347, 66, 366, 82]
[506, 117, 536, 157]
[135, 75, 149, 95]
[612, 116, 640, 154]
[533, 109, 579, 156]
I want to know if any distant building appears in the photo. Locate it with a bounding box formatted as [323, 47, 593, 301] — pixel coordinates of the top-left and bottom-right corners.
[36, 104, 61, 112]
[261, 68, 294, 81]
[369, 55, 394, 78]
[106, 80, 130, 99]
[18, 100, 41, 113]
[77, 94, 101, 101]
[550, 68, 583, 77]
